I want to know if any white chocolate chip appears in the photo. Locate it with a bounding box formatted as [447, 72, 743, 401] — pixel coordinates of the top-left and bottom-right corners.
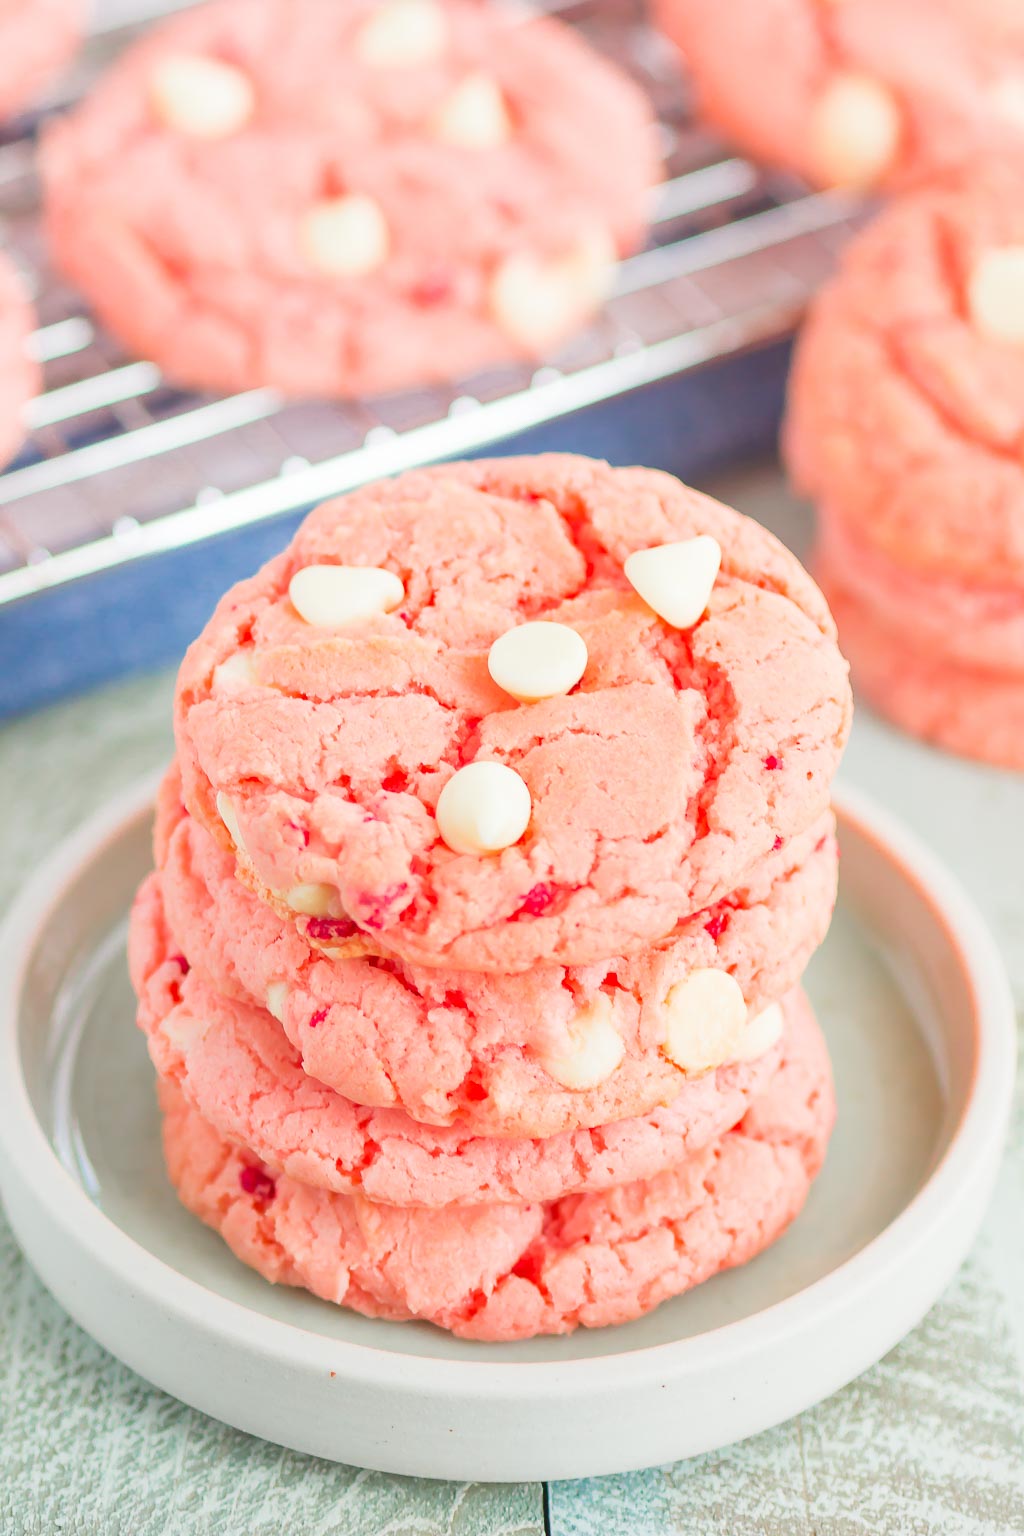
[991, 75, 1024, 132]
[300, 195, 390, 278]
[432, 72, 511, 150]
[809, 71, 901, 188]
[733, 1001, 784, 1063]
[539, 993, 625, 1090]
[435, 761, 532, 855]
[212, 650, 256, 692]
[967, 247, 1024, 346]
[266, 982, 289, 1023]
[288, 563, 404, 627]
[286, 882, 343, 917]
[487, 621, 588, 704]
[624, 535, 721, 630]
[161, 1008, 210, 1052]
[660, 968, 747, 1073]
[149, 53, 255, 139]
[489, 227, 616, 352]
[215, 791, 247, 855]
[354, 0, 448, 66]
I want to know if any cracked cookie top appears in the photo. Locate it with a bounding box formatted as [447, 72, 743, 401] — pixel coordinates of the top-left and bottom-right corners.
[174, 454, 851, 972]
[786, 160, 1024, 583]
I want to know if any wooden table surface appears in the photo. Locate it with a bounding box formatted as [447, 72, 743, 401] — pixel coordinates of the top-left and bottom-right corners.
[2, 470, 1022, 1535]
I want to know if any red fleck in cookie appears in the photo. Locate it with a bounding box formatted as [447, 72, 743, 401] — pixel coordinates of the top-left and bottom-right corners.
[159, 987, 833, 1340]
[0, 252, 37, 470]
[41, 0, 659, 398]
[130, 867, 800, 1207]
[174, 455, 852, 973]
[655, 0, 1024, 191]
[0, 0, 84, 121]
[785, 161, 1024, 767]
[154, 767, 838, 1136]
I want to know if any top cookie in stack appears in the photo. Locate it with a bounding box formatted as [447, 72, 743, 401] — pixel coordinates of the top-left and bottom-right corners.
[170, 454, 851, 1131]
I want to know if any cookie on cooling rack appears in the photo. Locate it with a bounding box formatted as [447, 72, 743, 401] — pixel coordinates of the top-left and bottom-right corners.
[786, 159, 1024, 768]
[158, 989, 833, 1340]
[655, 0, 1024, 191]
[0, 251, 37, 470]
[42, 0, 661, 398]
[0, 0, 85, 121]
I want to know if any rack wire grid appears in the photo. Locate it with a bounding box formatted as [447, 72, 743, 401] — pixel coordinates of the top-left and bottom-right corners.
[0, 0, 863, 609]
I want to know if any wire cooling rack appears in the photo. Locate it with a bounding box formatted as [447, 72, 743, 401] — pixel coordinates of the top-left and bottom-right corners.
[0, 0, 862, 608]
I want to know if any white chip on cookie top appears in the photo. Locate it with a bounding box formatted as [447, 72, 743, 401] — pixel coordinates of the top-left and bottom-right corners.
[265, 981, 289, 1022]
[967, 247, 1024, 345]
[215, 791, 246, 854]
[991, 75, 1024, 131]
[489, 227, 616, 351]
[539, 993, 625, 1089]
[435, 760, 532, 854]
[288, 563, 404, 627]
[624, 535, 721, 629]
[432, 72, 512, 150]
[212, 650, 257, 693]
[300, 196, 391, 278]
[285, 882, 344, 918]
[733, 1000, 784, 1062]
[149, 54, 255, 138]
[160, 1006, 211, 1052]
[809, 71, 901, 188]
[659, 967, 747, 1072]
[487, 620, 588, 704]
[354, 0, 448, 66]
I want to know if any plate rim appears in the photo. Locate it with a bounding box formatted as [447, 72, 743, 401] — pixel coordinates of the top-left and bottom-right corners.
[0, 772, 1015, 1402]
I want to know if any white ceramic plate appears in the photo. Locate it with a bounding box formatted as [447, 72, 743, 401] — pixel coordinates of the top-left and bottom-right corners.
[0, 777, 1015, 1482]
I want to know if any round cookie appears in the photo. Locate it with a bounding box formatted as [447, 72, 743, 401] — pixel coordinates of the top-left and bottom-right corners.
[130, 866, 792, 1210]
[160, 989, 834, 1340]
[655, 0, 1024, 192]
[785, 161, 1024, 766]
[155, 766, 838, 1136]
[0, 0, 84, 121]
[42, 0, 659, 398]
[130, 868, 794, 1208]
[0, 252, 37, 469]
[174, 455, 852, 973]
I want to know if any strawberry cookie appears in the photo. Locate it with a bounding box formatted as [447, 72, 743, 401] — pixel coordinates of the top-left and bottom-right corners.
[174, 455, 852, 973]
[655, 0, 1024, 191]
[42, 0, 659, 397]
[130, 868, 796, 1207]
[786, 161, 1024, 767]
[154, 767, 837, 1136]
[0, 0, 85, 121]
[159, 988, 834, 1340]
[0, 252, 37, 470]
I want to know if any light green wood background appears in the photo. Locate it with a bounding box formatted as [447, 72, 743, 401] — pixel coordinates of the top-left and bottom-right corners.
[2, 471, 1023, 1534]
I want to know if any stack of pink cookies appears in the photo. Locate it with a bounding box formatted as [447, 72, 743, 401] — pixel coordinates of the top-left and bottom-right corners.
[786, 161, 1024, 770]
[130, 454, 852, 1341]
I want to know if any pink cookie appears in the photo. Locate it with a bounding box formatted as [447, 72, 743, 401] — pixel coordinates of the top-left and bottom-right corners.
[0, 0, 84, 121]
[130, 869, 800, 1208]
[174, 455, 852, 972]
[155, 767, 837, 1135]
[42, 0, 659, 398]
[786, 162, 1024, 767]
[656, 0, 1024, 192]
[160, 988, 834, 1340]
[0, 252, 37, 469]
